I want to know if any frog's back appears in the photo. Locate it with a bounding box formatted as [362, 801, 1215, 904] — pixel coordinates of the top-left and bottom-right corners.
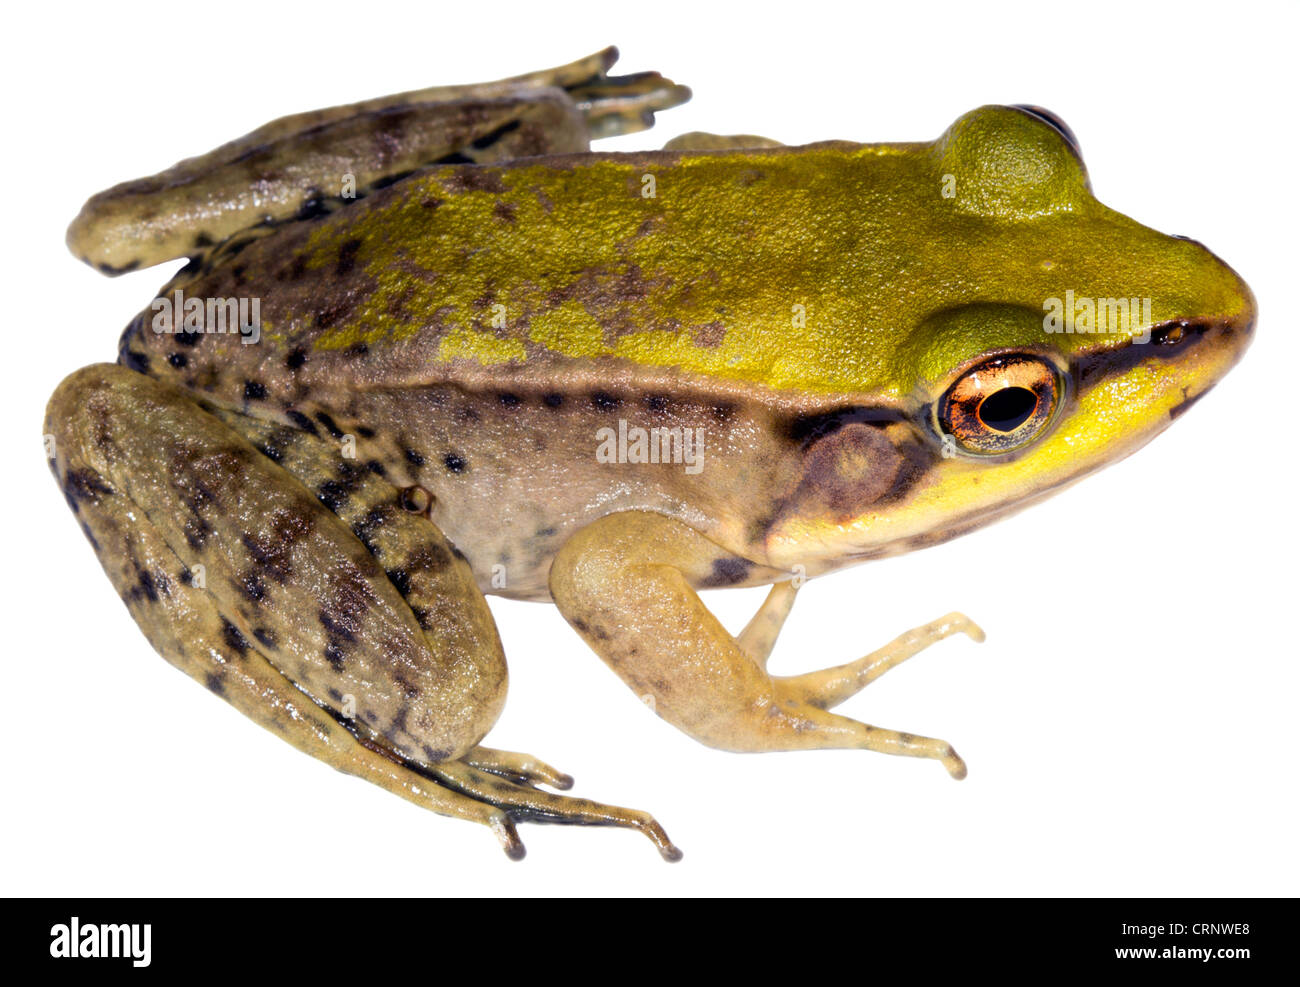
[120, 143, 944, 416]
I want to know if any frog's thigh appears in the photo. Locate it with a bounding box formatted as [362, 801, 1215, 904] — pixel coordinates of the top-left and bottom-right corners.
[549, 511, 968, 778]
[45, 365, 520, 815]
[47, 366, 680, 859]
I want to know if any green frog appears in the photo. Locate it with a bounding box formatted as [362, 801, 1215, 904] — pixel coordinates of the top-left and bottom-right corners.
[46, 48, 1255, 860]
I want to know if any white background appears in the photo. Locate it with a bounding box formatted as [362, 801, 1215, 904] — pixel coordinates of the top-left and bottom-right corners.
[3, 0, 1296, 897]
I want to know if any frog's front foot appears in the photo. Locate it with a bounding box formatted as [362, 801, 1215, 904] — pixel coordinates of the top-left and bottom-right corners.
[551, 512, 984, 781]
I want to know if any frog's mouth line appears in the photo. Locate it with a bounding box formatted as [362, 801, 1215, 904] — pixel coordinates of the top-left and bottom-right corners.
[1072, 313, 1253, 393]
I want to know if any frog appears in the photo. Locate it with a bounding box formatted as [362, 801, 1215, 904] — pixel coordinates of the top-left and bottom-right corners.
[46, 47, 1255, 860]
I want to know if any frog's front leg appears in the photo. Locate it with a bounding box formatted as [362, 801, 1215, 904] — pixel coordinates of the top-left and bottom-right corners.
[45, 366, 679, 860]
[550, 511, 980, 778]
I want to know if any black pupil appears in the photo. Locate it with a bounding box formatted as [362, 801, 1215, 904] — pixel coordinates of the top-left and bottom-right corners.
[978, 387, 1038, 432]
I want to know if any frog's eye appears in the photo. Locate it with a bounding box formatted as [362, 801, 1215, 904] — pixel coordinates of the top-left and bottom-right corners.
[935, 355, 1062, 456]
[1010, 105, 1081, 157]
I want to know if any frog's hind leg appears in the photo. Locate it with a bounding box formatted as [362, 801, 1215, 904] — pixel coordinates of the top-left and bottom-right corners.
[551, 511, 980, 779]
[67, 47, 690, 276]
[45, 365, 678, 860]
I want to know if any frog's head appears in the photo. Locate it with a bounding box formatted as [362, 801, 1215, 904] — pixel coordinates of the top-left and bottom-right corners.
[763, 105, 1256, 572]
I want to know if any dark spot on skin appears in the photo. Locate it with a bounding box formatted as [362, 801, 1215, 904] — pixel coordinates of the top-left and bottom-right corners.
[240, 572, 267, 603]
[389, 706, 411, 736]
[184, 516, 214, 550]
[318, 564, 373, 643]
[703, 557, 751, 587]
[493, 200, 517, 224]
[244, 380, 267, 401]
[253, 628, 277, 649]
[242, 509, 313, 582]
[449, 544, 468, 563]
[386, 568, 411, 596]
[591, 392, 620, 412]
[422, 745, 453, 764]
[314, 411, 345, 439]
[356, 426, 376, 439]
[324, 640, 346, 672]
[121, 348, 150, 373]
[366, 459, 387, 477]
[443, 453, 467, 474]
[471, 119, 521, 150]
[421, 197, 444, 210]
[346, 342, 368, 359]
[535, 525, 557, 538]
[286, 410, 319, 436]
[436, 152, 475, 165]
[692, 321, 726, 348]
[411, 607, 433, 630]
[497, 392, 521, 407]
[645, 394, 669, 413]
[168, 352, 188, 369]
[351, 506, 392, 554]
[315, 298, 355, 331]
[135, 568, 160, 602]
[571, 617, 590, 634]
[712, 403, 736, 423]
[205, 672, 226, 696]
[294, 197, 331, 223]
[221, 618, 251, 656]
[286, 348, 307, 370]
[317, 480, 349, 513]
[97, 258, 140, 276]
[255, 442, 284, 463]
[446, 166, 508, 194]
[336, 238, 362, 277]
[179, 568, 194, 586]
[193, 232, 214, 249]
[64, 468, 113, 506]
[543, 392, 564, 409]
[279, 254, 308, 282]
[174, 327, 203, 347]
[404, 447, 426, 468]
